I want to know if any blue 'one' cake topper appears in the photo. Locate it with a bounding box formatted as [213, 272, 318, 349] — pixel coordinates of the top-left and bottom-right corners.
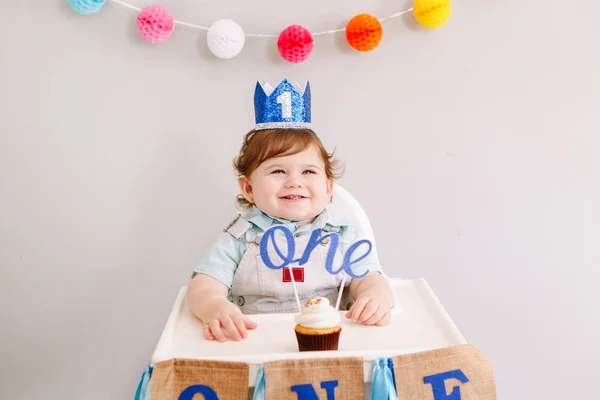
[254, 79, 312, 130]
[259, 226, 371, 279]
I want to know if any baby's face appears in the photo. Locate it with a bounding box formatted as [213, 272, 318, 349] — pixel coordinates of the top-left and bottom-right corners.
[239, 145, 333, 225]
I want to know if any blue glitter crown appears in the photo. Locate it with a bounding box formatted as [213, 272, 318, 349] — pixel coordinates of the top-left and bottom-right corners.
[254, 79, 312, 130]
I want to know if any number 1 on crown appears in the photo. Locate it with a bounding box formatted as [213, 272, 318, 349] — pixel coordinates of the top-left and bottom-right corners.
[277, 91, 292, 119]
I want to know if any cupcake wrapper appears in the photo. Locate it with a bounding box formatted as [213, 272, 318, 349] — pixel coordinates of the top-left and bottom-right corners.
[295, 328, 341, 352]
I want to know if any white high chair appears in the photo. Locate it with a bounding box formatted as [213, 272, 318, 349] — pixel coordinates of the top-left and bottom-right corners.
[149, 185, 467, 389]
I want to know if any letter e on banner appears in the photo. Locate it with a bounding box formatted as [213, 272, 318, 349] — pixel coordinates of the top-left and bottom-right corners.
[392, 345, 497, 400]
[423, 370, 469, 400]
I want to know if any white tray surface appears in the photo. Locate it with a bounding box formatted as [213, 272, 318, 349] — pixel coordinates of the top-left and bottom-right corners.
[151, 278, 466, 385]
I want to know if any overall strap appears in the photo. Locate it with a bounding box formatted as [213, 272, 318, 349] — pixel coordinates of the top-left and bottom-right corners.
[223, 214, 253, 240]
[321, 223, 341, 234]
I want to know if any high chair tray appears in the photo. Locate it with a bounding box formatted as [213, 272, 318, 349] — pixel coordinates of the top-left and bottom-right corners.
[150, 278, 467, 385]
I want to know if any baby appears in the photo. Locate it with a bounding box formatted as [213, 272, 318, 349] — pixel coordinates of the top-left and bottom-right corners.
[187, 80, 394, 342]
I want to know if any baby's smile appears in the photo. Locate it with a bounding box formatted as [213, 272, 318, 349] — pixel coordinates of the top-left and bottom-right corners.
[280, 194, 309, 201]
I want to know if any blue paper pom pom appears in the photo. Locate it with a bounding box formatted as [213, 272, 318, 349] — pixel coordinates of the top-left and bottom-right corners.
[68, 0, 106, 15]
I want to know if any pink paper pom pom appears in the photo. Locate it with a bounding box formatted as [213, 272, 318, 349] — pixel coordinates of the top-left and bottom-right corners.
[277, 25, 314, 63]
[136, 5, 174, 44]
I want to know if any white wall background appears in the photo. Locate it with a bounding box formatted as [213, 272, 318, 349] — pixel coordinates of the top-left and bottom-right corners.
[1, 0, 599, 398]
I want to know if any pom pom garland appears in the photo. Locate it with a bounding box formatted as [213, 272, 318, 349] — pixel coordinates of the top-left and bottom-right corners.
[69, 1, 452, 58]
[68, 0, 105, 15]
[345, 14, 383, 52]
[413, 0, 452, 29]
[277, 25, 314, 63]
[136, 5, 174, 44]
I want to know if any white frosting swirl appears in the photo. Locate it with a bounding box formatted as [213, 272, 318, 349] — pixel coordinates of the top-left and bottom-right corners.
[294, 297, 341, 329]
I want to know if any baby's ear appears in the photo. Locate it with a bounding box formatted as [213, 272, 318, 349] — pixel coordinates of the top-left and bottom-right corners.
[327, 179, 334, 198]
[238, 176, 254, 203]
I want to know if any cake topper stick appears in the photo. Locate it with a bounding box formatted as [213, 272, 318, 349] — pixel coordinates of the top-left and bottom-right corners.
[334, 273, 347, 311]
[287, 264, 303, 314]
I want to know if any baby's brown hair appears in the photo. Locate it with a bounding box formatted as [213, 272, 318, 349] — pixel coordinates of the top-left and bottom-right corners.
[233, 128, 342, 209]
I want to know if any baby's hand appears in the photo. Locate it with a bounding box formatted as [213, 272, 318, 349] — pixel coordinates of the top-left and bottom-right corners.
[345, 289, 393, 326]
[202, 299, 257, 342]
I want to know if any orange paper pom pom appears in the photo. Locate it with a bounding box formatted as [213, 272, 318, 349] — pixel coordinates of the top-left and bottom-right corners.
[345, 14, 383, 52]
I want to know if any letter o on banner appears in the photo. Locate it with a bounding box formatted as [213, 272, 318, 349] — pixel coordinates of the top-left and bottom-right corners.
[150, 359, 250, 400]
[179, 385, 218, 400]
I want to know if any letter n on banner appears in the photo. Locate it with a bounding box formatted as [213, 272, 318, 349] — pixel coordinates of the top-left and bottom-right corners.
[150, 359, 249, 400]
[264, 357, 364, 400]
[392, 345, 496, 400]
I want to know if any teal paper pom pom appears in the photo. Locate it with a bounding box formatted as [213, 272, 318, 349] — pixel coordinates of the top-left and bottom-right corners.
[68, 0, 106, 15]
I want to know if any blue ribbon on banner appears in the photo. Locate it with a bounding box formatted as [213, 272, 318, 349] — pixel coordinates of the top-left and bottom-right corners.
[252, 365, 266, 400]
[387, 358, 396, 393]
[371, 358, 398, 400]
[134, 364, 153, 400]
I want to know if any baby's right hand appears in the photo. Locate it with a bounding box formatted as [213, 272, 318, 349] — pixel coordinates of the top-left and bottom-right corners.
[202, 299, 257, 342]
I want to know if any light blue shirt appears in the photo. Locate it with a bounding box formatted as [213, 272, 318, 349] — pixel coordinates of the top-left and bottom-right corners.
[192, 206, 381, 288]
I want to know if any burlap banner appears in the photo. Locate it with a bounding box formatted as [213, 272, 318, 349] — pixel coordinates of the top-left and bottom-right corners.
[264, 357, 364, 400]
[141, 346, 495, 399]
[392, 344, 496, 400]
[150, 358, 250, 400]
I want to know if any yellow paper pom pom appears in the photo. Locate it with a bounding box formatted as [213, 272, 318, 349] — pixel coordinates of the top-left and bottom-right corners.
[413, 0, 452, 29]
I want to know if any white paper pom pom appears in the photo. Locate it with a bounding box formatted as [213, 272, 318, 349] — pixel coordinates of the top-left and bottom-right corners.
[207, 20, 245, 59]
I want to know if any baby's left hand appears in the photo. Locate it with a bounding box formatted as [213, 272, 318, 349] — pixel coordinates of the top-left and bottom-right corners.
[345, 289, 393, 326]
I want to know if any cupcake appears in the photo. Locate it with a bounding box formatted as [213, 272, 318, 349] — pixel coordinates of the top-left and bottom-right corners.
[294, 297, 342, 351]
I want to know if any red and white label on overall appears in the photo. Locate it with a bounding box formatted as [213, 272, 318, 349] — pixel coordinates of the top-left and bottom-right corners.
[282, 268, 304, 283]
